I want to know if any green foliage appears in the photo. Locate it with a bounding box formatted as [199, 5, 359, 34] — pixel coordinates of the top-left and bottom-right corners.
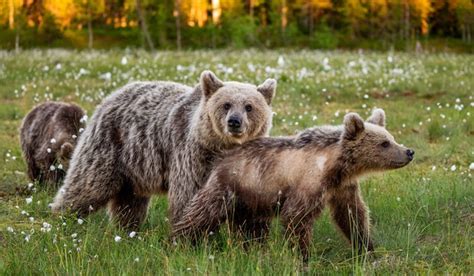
[310, 24, 339, 49]
[221, 15, 258, 48]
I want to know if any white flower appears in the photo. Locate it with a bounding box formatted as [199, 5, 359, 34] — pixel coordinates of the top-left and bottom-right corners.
[450, 165, 457, 172]
[80, 115, 88, 123]
[47, 148, 51, 153]
[57, 164, 63, 170]
[469, 163, 474, 170]
[28, 183, 34, 189]
[114, 235, 121, 242]
[7, 226, 14, 233]
[55, 63, 62, 70]
[129, 231, 136, 238]
[99, 72, 112, 81]
[41, 222, 52, 232]
[72, 134, 77, 139]
[277, 56, 285, 67]
[121, 56, 128, 65]
[50, 138, 56, 144]
[396, 197, 401, 202]
[71, 233, 78, 238]
[208, 255, 215, 260]
[50, 165, 56, 171]
[431, 166, 436, 171]
[26, 197, 33, 204]
[25, 235, 30, 242]
[77, 219, 84, 225]
[79, 128, 84, 133]
[134, 257, 139, 262]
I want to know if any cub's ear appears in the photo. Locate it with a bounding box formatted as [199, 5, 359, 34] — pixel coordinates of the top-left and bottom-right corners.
[257, 78, 277, 105]
[367, 108, 385, 127]
[200, 70, 223, 99]
[343, 112, 365, 140]
[59, 142, 74, 160]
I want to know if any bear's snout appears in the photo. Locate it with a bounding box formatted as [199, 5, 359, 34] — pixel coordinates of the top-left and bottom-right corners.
[406, 149, 415, 161]
[227, 115, 242, 133]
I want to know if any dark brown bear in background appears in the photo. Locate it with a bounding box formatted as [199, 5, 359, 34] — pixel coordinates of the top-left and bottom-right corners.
[20, 101, 85, 185]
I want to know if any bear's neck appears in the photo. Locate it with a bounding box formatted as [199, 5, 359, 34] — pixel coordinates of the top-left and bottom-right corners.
[318, 144, 365, 188]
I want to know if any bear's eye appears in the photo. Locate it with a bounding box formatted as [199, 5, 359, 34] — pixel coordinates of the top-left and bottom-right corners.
[223, 103, 232, 110]
[381, 141, 390, 148]
[245, 104, 253, 112]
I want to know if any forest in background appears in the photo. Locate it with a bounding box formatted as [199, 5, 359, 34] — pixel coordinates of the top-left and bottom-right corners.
[0, 0, 473, 51]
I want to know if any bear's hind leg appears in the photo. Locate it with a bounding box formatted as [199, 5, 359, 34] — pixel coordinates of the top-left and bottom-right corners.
[280, 189, 325, 263]
[107, 181, 150, 230]
[51, 169, 122, 217]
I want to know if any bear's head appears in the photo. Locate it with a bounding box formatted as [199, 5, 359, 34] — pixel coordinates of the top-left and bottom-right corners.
[341, 109, 414, 174]
[200, 70, 276, 145]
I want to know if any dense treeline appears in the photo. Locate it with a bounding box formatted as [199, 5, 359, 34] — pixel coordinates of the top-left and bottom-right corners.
[0, 0, 472, 51]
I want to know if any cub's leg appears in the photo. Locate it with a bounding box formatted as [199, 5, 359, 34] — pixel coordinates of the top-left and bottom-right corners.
[172, 178, 235, 241]
[232, 207, 271, 242]
[107, 180, 150, 230]
[280, 189, 325, 263]
[328, 182, 374, 253]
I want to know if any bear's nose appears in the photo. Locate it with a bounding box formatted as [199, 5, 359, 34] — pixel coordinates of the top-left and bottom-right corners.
[227, 117, 242, 129]
[406, 149, 415, 160]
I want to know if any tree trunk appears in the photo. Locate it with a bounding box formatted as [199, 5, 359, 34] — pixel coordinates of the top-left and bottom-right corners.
[281, 0, 287, 33]
[174, 0, 182, 50]
[308, 0, 313, 36]
[15, 33, 20, 53]
[248, 0, 254, 17]
[136, 0, 155, 51]
[404, 0, 410, 40]
[8, 0, 14, 29]
[87, 0, 93, 49]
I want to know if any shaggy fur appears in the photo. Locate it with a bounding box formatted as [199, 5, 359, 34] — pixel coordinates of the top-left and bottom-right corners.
[51, 71, 276, 229]
[172, 109, 415, 262]
[20, 102, 85, 185]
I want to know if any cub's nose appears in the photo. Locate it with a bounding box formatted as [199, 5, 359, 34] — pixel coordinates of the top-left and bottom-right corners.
[406, 149, 415, 160]
[227, 117, 242, 129]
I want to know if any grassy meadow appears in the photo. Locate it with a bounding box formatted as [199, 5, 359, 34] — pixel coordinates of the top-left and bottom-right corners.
[0, 49, 473, 274]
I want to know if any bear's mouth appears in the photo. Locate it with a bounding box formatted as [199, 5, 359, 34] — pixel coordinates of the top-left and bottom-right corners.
[390, 160, 411, 168]
[227, 128, 244, 137]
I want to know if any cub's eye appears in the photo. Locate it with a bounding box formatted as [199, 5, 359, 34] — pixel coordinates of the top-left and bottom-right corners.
[381, 141, 390, 148]
[245, 104, 253, 112]
[223, 103, 231, 110]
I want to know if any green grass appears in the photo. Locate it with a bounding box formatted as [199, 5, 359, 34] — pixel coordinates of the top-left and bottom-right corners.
[0, 49, 473, 274]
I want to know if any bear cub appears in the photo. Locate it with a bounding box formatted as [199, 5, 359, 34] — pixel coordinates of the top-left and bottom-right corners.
[172, 109, 414, 262]
[20, 101, 85, 185]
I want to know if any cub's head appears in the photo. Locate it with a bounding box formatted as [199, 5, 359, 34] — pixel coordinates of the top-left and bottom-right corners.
[200, 70, 276, 145]
[341, 109, 414, 173]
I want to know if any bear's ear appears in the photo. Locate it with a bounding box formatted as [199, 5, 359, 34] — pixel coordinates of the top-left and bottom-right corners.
[343, 112, 365, 139]
[257, 78, 277, 105]
[200, 70, 224, 99]
[367, 108, 385, 127]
